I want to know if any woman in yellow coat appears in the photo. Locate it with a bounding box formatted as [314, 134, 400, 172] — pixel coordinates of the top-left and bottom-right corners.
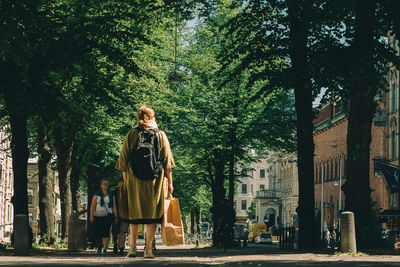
[115, 105, 175, 258]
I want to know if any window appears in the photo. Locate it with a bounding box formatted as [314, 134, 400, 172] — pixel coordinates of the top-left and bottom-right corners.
[314, 166, 317, 183]
[394, 39, 398, 53]
[260, 169, 265, 179]
[28, 195, 33, 205]
[241, 200, 247, 210]
[260, 184, 265, 190]
[326, 163, 329, 181]
[251, 184, 253, 194]
[393, 84, 397, 112]
[393, 131, 397, 161]
[319, 165, 322, 183]
[335, 161, 338, 179]
[233, 200, 236, 210]
[7, 204, 11, 223]
[391, 193, 398, 209]
[241, 183, 247, 194]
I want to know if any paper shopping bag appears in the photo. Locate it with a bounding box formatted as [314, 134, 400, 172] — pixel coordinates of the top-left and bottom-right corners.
[162, 198, 185, 246]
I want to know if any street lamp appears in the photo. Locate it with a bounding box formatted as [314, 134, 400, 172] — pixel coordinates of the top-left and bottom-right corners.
[333, 158, 343, 231]
[338, 158, 342, 231]
[321, 164, 324, 240]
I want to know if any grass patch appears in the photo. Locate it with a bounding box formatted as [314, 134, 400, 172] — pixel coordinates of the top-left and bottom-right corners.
[334, 251, 369, 256]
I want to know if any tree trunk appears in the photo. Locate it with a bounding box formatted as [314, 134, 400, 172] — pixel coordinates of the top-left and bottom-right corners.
[342, 0, 378, 249]
[70, 148, 82, 213]
[54, 125, 77, 241]
[228, 85, 239, 206]
[86, 164, 100, 247]
[37, 123, 55, 244]
[288, 0, 317, 249]
[211, 149, 231, 247]
[9, 112, 29, 215]
[191, 208, 195, 235]
[2, 59, 30, 253]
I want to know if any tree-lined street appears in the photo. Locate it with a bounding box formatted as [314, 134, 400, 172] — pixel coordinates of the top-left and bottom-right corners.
[2, 0, 400, 257]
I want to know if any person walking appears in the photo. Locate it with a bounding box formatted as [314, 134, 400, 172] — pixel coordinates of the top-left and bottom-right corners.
[116, 105, 175, 259]
[331, 229, 337, 249]
[325, 228, 331, 248]
[111, 176, 129, 255]
[90, 178, 118, 256]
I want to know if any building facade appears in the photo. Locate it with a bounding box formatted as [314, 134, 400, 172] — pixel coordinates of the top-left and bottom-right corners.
[0, 128, 13, 243]
[313, 101, 391, 232]
[234, 151, 299, 230]
[376, 34, 400, 229]
[234, 151, 272, 226]
[27, 158, 62, 239]
[280, 154, 299, 227]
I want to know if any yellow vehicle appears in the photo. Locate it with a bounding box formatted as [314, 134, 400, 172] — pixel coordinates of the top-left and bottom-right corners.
[248, 224, 267, 243]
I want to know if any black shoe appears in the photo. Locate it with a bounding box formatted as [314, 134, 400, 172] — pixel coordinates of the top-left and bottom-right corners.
[97, 246, 102, 256]
[113, 244, 118, 255]
[119, 247, 124, 255]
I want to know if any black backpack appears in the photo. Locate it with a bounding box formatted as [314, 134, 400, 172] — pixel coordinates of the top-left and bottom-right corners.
[129, 128, 163, 180]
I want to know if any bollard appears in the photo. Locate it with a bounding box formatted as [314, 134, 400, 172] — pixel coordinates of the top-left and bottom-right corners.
[14, 214, 30, 255]
[340, 211, 356, 253]
[68, 211, 87, 251]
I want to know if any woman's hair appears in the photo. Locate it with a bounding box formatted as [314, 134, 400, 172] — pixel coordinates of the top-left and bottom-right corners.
[137, 105, 155, 130]
[100, 178, 109, 185]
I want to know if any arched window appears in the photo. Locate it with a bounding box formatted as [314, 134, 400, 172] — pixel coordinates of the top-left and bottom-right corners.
[392, 130, 397, 161]
[314, 164, 317, 184]
[319, 164, 322, 183]
[326, 162, 329, 181]
[335, 160, 338, 180]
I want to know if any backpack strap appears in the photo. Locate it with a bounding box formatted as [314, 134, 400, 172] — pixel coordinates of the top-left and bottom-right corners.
[131, 127, 160, 148]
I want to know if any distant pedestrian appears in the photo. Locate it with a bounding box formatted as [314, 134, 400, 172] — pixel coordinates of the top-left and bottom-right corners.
[325, 228, 331, 248]
[90, 178, 118, 256]
[111, 176, 129, 255]
[331, 229, 337, 248]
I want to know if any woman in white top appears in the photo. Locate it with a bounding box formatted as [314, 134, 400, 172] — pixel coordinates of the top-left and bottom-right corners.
[90, 178, 117, 255]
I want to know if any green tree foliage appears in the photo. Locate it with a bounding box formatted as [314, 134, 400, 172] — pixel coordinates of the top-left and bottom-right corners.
[166, 1, 296, 246]
[247, 200, 256, 221]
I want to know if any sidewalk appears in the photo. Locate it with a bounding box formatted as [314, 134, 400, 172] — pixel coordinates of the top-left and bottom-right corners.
[1, 240, 400, 266]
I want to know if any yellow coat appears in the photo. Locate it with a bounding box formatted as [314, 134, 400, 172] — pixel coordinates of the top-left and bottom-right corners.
[115, 128, 175, 224]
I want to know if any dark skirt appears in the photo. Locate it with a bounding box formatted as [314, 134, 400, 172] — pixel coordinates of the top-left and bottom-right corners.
[94, 214, 114, 238]
[120, 217, 162, 224]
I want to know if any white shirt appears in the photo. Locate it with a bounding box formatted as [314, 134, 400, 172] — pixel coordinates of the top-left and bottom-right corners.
[94, 195, 112, 217]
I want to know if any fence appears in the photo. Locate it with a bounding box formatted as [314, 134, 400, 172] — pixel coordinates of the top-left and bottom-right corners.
[279, 226, 296, 250]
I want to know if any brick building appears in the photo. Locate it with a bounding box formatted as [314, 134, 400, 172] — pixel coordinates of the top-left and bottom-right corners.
[313, 101, 393, 234]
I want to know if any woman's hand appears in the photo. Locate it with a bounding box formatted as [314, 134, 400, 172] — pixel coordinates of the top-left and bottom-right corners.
[168, 183, 174, 196]
[90, 215, 94, 223]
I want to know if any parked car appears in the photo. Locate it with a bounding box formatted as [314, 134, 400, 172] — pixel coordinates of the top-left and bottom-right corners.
[248, 224, 267, 243]
[388, 230, 400, 240]
[255, 232, 272, 244]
